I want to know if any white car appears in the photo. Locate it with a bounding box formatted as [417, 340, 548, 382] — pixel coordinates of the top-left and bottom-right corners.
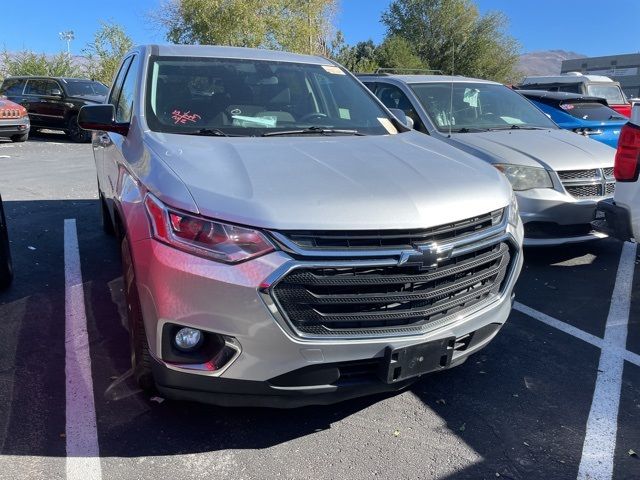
[596, 104, 640, 241]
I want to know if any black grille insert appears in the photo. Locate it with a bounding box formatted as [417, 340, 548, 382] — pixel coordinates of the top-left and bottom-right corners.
[271, 243, 512, 336]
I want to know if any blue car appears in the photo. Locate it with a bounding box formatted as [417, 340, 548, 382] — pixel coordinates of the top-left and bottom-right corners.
[518, 90, 626, 148]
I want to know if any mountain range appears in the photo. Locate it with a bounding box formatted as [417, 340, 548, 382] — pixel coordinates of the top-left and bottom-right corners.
[517, 49, 587, 77]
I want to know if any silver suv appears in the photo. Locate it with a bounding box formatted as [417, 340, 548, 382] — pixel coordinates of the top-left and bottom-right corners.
[79, 45, 523, 407]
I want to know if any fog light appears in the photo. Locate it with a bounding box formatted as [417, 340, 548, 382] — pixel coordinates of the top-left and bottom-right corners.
[174, 327, 203, 352]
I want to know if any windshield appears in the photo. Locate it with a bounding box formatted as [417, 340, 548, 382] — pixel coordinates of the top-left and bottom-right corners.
[559, 101, 626, 121]
[145, 56, 397, 136]
[65, 80, 108, 97]
[410, 82, 557, 132]
[586, 84, 626, 105]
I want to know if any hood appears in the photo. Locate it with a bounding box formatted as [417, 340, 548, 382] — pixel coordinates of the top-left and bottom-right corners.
[142, 131, 512, 231]
[445, 128, 616, 171]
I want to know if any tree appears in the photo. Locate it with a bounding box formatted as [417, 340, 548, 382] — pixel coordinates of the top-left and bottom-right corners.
[381, 0, 520, 82]
[151, 0, 337, 55]
[0, 50, 79, 78]
[83, 21, 133, 86]
[332, 39, 379, 72]
[374, 36, 427, 72]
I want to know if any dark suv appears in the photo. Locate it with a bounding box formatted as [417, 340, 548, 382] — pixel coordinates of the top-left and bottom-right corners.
[0, 77, 107, 142]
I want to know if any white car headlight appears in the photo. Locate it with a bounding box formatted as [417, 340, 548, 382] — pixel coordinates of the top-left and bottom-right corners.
[494, 164, 553, 191]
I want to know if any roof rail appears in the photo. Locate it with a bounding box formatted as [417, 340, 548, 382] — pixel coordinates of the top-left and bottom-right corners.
[374, 68, 445, 75]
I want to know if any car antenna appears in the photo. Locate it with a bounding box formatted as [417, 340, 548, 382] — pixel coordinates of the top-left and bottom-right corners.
[448, 42, 455, 138]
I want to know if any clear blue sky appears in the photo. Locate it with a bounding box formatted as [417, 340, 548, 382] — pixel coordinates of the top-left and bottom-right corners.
[1, 0, 639, 57]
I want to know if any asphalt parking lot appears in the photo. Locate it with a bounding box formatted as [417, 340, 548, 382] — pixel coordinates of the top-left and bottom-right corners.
[0, 134, 638, 480]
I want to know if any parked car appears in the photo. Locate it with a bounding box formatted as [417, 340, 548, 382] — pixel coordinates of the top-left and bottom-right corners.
[358, 73, 616, 246]
[0, 194, 12, 289]
[595, 103, 640, 241]
[0, 77, 107, 142]
[0, 97, 30, 142]
[518, 90, 626, 148]
[78, 45, 523, 407]
[519, 73, 631, 118]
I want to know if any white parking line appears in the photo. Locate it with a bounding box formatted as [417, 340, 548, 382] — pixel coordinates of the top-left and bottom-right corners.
[513, 302, 604, 349]
[577, 241, 636, 480]
[513, 303, 640, 368]
[64, 219, 102, 480]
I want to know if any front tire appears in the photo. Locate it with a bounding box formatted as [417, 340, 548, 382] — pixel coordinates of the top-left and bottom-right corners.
[121, 236, 154, 391]
[0, 200, 13, 290]
[66, 115, 91, 143]
[10, 133, 28, 143]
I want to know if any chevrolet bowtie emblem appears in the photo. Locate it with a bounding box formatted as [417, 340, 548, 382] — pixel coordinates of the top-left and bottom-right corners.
[398, 243, 454, 270]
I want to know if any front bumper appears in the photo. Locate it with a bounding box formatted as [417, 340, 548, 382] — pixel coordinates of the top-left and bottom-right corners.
[0, 117, 30, 138]
[132, 221, 523, 408]
[517, 188, 608, 246]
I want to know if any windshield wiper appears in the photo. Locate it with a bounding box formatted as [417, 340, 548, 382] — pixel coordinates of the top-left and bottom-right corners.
[450, 127, 490, 133]
[182, 128, 233, 137]
[609, 115, 626, 120]
[487, 125, 548, 131]
[262, 126, 366, 137]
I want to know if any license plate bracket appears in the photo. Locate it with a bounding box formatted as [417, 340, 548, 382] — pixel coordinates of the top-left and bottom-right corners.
[379, 337, 456, 384]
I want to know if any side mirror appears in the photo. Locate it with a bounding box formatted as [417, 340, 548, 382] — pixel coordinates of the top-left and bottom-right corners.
[50, 89, 62, 97]
[78, 104, 129, 136]
[388, 108, 414, 129]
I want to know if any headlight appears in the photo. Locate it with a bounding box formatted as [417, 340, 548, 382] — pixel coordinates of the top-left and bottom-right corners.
[144, 193, 274, 263]
[508, 191, 520, 227]
[494, 164, 553, 191]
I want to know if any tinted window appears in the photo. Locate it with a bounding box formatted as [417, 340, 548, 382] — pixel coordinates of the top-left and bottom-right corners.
[586, 84, 625, 105]
[115, 56, 139, 123]
[410, 82, 557, 132]
[65, 80, 108, 98]
[108, 56, 133, 106]
[145, 56, 397, 136]
[0, 78, 25, 96]
[25, 79, 60, 96]
[560, 102, 626, 121]
[558, 84, 580, 93]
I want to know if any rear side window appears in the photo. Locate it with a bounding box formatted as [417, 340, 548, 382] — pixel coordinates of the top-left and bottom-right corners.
[115, 56, 139, 123]
[560, 102, 626, 121]
[558, 84, 580, 93]
[24, 79, 60, 96]
[586, 84, 626, 105]
[0, 78, 25, 96]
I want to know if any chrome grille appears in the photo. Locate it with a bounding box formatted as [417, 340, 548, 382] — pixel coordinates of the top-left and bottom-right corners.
[558, 169, 599, 181]
[265, 211, 517, 339]
[557, 168, 615, 199]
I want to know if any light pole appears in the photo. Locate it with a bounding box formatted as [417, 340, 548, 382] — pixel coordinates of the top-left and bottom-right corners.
[59, 30, 75, 57]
